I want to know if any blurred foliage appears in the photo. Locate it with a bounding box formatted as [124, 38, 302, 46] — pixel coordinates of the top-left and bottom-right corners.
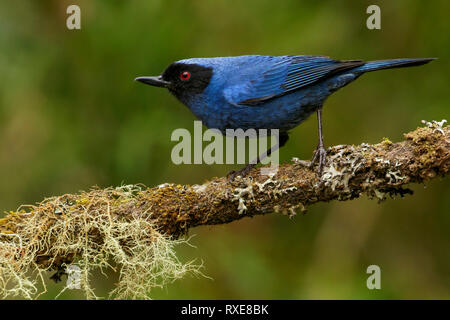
[0, 0, 449, 299]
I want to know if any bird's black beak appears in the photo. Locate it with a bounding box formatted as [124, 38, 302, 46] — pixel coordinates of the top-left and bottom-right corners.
[135, 76, 170, 88]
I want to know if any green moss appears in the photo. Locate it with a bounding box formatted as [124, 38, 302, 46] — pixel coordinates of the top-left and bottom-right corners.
[381, 137, 393, 148]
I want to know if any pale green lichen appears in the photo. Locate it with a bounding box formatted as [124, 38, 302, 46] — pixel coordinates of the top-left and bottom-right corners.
[0, 185, 203, 300]
[231, 173, 298, 215]
[421, 119, 447, 134]
[232, 182, 255, 214]
[321, 144, 366, 193]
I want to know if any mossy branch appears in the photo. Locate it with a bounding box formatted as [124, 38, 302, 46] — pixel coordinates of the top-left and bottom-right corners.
[122, 120, 449, 237]
[0, 120, 448, 299]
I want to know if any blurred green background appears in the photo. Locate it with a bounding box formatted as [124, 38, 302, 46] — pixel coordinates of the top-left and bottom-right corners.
[0, 0, 449, 299]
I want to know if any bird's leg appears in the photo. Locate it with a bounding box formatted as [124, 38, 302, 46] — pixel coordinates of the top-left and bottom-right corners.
[228, 132, 289, 182]
[310, 107, 327, 174]
[228, 163, 256, 182]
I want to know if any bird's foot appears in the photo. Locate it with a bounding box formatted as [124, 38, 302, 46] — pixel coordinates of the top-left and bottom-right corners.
[227, 163, 256, 183]
[310, 144, 327, 175]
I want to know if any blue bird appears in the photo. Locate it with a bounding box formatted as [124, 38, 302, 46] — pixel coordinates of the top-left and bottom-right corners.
[136, 55, 434, 179]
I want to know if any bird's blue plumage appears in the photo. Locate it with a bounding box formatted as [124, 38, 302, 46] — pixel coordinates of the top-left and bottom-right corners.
[136, 54, 434, 177]
[143, 55, 434, 134]
[224, 56, 364, 105]
[170, 55, 432, 133]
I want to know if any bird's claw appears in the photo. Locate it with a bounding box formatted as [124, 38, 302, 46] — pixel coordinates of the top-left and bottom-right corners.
[227, 164, 256, 183]
[310, 145, 327, 175]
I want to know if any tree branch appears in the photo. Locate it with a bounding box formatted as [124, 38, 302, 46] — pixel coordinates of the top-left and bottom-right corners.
[1, 121, 449, 238]
[0, 120, 448, 298]
[148, 121, 449, 234]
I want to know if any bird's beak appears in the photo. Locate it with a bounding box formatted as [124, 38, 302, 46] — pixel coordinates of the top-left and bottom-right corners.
[134, 76, 170, 88]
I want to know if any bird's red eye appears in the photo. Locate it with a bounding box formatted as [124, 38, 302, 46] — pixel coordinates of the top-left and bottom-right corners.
[180, 71, 191, 81]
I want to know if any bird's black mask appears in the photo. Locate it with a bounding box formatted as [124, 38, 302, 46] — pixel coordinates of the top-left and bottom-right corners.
[137, 63, 213, 102]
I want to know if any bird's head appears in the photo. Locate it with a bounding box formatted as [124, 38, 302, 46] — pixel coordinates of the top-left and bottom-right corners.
[135, 60, 214, 103]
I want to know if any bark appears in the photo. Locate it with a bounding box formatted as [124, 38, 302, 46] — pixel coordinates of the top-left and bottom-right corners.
[1, 121, 449, 241]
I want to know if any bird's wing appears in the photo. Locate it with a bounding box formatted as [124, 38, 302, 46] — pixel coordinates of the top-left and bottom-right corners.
[224, 56, 364, 106]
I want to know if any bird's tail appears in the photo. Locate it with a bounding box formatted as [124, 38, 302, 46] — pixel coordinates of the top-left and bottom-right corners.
[354, 58, 436, 73]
